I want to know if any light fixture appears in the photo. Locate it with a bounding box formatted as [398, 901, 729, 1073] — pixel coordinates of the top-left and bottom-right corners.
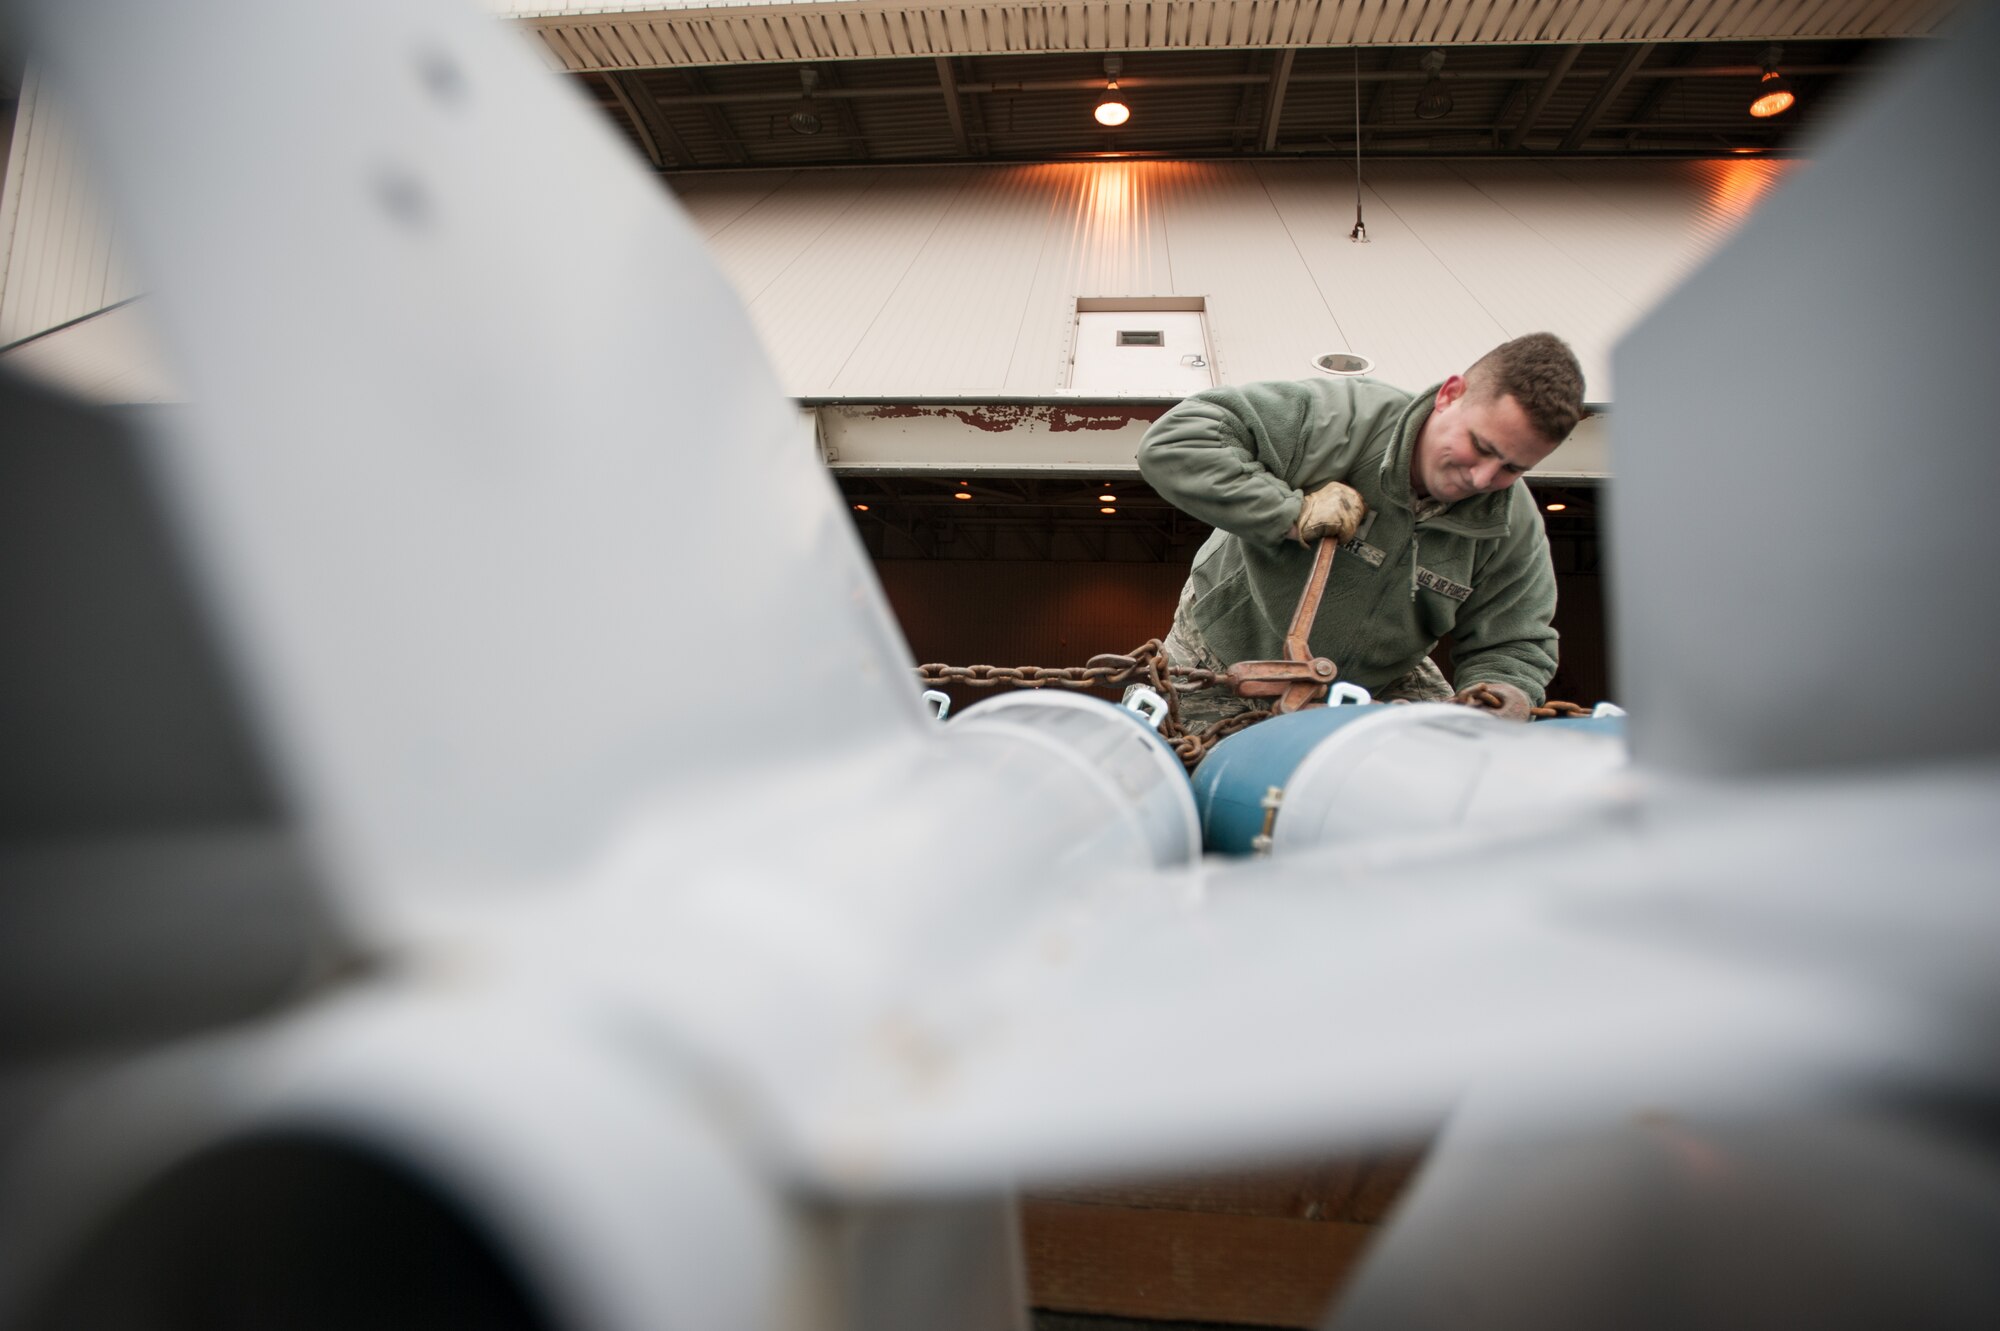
[1348, 48, 1368, 243]
[853, 503, 869, 511]
[1100, 507, 1117, 515]
[1749, 46, 1795, 118]
[789, 68, 823, 135]
[1095, 57, 1130, 127]
[1414, 49, 1453, 121]
[1098, 492, 1116, 502]
[954, 491, 972, 500]
[1545, 502, 1568, 512]
[1312, 351, 1374, 376]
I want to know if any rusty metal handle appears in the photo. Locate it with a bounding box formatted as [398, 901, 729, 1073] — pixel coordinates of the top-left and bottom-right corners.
[1282, 535, 1339, 664]
[1215, 536, 1343, 714]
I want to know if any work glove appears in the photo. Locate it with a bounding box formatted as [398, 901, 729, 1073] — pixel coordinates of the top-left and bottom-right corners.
[1452, 680, 1532, 722]
[1294, 480, 1367, 545]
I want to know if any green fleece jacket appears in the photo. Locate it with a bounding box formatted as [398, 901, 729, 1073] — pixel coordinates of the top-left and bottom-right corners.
[1137, 376, 1558, 703]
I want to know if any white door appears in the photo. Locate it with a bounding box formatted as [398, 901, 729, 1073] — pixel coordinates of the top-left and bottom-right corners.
[1069, 310, 1214, 394]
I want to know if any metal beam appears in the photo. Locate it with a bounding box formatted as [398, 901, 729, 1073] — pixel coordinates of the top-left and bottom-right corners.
[621, 62, 1854, 111]
[817, 62, 870, 161]
[677, 67, 748, 165]
[1507, 43, 1582, 150]
[640, 69, 1526, 108]
[1560, 43, 1656, 151]
[1229, 51, 1262, 152]
[935, 57, 971, 155]
[1360, 57, 1389, 147]
[812, 405, 1606, 478]
[1489, 45, 1557, 151]
[1622, 45, 1694, 146]
[604, 71, 694, 169]
[1260, 48, 1296, 153]
[959, 56, 991, 155]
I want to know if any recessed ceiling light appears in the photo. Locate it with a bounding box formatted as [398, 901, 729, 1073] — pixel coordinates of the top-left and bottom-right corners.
[1311, 352, 1374, 376]
[1546, 502, 1568, 512]
[954, 491, 972, 500]
[1100, 507, 1117, 515]
[853, 503, 869, 511]
[1098, 492, 1116, 502]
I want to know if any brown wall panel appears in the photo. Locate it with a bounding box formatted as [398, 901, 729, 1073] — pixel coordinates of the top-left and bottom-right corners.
[1550, 571, 1612, 706]
[875, 557, 1186, 667]
[1022, 1199, 1377, 1329]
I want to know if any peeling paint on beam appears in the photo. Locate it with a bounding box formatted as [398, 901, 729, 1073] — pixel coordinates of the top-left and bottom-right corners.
[813, 402, 1610, 479]
[815, 401, 1168, 473]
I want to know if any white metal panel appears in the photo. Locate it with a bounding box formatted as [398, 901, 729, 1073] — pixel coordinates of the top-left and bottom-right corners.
[1069, 310, 1211, 393]
[693, 168, 885, 304]
[1546, 157, 1792, 272]
[0, 298, 181, 403]
[0, 68, 143, 347]
[1343, 159, 1648, 397]
[670, 168, 800, 236]
[1254, 158, 1508, 392]
[1002, 161, 1176, 394]
[510, 0, 1962, 72]
[681, 157, 1799, 404]
[828, 163, 1062, 395]
[742, 166, 976, 390]
[1444, 159, 1710, 316]
[1148, 159, 1344, 383]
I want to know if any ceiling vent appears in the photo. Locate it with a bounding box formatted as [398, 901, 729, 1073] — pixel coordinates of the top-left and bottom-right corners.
[1311, 352, 1374, 376]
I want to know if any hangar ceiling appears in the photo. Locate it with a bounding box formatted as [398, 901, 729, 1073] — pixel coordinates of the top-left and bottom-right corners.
[568, 36, 1922, 170]
[524, 5, 1920, 569]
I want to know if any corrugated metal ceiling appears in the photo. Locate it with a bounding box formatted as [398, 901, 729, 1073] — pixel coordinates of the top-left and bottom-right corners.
[513, 0, 1958, 70]
[581, 38, 1902, 169]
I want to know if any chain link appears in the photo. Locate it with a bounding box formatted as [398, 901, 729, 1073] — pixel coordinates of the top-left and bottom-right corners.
[916, 644, 1594, 771]
[914, 641, 1217, 694]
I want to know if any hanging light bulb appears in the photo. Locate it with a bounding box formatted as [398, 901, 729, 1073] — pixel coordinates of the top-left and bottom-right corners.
[1095, 56, 1130, 127]
[1749, 46, 1795, 118]
[789, 68, 823, 135]
[1414, 49, 1454, 121]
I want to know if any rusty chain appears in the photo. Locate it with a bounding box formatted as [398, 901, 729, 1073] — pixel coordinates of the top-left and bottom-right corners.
[916, 643, 1598, 770]
[1453, 681, 1595, 720]
[915, 640, 1216, 695]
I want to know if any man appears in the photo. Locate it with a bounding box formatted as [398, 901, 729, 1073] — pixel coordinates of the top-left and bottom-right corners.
[1137, 332, 1585, 730]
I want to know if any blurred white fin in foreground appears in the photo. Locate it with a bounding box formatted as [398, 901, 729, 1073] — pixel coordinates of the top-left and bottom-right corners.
[20, 0, 924, 921]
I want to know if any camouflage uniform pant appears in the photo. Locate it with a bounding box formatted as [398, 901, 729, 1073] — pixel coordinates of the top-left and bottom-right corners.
[1159, 581, 1452, 735]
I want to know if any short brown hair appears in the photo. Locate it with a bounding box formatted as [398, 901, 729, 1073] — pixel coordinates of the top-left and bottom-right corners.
[1466, 332, 1585, 443]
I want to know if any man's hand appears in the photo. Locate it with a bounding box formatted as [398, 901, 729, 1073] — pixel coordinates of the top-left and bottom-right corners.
[1453, 680, 1532, 722]
[1294, 481, 1367, 545]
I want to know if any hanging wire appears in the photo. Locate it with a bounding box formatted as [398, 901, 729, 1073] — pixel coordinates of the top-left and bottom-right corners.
[1349, 48, 1368, 242]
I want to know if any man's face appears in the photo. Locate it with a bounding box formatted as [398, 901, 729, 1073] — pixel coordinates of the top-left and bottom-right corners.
[1412, 376, 1560, 504]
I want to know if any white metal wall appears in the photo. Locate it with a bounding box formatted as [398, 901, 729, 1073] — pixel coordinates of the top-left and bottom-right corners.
[675, 156, 1793, 400]
[0, 68, 140, 347]
[0, 62, 1791, 412]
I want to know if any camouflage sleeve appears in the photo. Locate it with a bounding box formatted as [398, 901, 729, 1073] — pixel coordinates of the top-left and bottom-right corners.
[1448, 492, 1559, 704]
[1137, 379, 1364, 547]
